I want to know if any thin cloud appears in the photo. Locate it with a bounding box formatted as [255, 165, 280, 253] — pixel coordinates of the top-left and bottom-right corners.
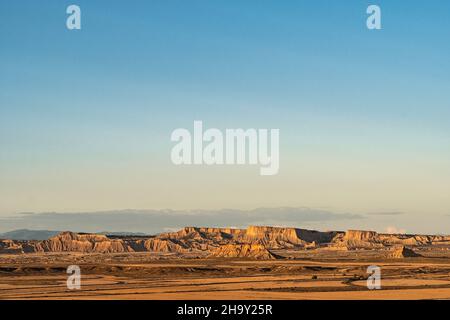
[367, 211, 404, 216]
[0, 207, 363, 234]
[385, 226, 407, 234]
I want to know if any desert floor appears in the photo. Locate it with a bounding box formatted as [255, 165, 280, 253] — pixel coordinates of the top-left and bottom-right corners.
[1, 250, 450, 300]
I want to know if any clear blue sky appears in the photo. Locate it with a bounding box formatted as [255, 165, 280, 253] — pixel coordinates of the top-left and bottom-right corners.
[1, 1, 450, 233]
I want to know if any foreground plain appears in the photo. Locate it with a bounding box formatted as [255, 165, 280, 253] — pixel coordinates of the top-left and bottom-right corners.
[1, 250, 450, 300]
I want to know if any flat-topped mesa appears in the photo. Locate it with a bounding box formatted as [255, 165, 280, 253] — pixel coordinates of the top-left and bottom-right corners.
[378, 233, 450, 246]
[159, 227, 245, 241]
[155, 227, 248, 251]
[330, 230, 383, 249]
[340, 230, 450, 247]
[331, 230, 445, 249]
[50, 231, 109, 242]
[242, 226, 336, 249]
[243, 226, 303, 247]
[344, 230, 379, 241]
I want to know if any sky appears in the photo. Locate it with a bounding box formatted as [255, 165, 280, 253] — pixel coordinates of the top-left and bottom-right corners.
[1, 1, 450, 234]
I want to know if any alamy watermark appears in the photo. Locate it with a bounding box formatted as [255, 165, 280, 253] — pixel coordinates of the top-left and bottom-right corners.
[66, 5, 81, 30]
[66, 265, 81, 290]
[65, 4, 380, 31]
[367, 265, 381, 290]
[171, 121, 280, 176]
[367, 5, 382, 30]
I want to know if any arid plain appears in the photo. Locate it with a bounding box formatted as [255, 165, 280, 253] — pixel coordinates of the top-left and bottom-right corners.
[1, 226, 450, 300]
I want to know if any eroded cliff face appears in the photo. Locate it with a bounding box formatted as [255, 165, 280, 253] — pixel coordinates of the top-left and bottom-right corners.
[37, 232, 122, 253]
[330, 230, 450, 249]
[241, 226, 336, 249]
[0, 240, 23, 254]
[331, 230, 383, 249]
[0, 232, 188, 254]
[157, 226, 337, 250]
[209, 244, 281, 260]
[142, 238, 188, 253]
[388, 246, 422, 258]
[161, 227, 245, 240]
[1, 226, 449, 257]
[157, 227, 246, 251]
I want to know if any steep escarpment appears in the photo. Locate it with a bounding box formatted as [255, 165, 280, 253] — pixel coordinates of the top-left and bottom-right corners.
[209, 244, 281, 260]
[0, 232, 187, 254]
[141, 238, 187, 253]
[158, 226, 337, 250]
[38, 232, 122, 253]
[158, 227, 245, 250]
[160, 227, 245, 240]
[330, 230, 450, 250]
[331, 230, 382, 249]
[241, 226, 336, 249]
[388, 246, 422, 258]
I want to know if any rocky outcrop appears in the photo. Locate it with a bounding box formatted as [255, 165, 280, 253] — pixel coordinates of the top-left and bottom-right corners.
[379, 234, 450, 246]
[0, 240, 24, 254]
[241, 226, 335, 249]
[330, 230, 450, 250]
[39, 232, 121, 253]
[160, 227, 244, 240]
[388, 246, 422, 258]
[157, 226, 337, 250]
[34, 232, 133, 253]
[331, 230, 383, 249]
[157, 227, 245, 251]
[142, 238, 187, 253]
[0, 226, 449, 257]
[0, 232, 188, 254]
[209, 244, 281, 260]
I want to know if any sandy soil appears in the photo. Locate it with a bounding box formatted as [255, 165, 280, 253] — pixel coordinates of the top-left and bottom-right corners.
[1, 250, 450, 300]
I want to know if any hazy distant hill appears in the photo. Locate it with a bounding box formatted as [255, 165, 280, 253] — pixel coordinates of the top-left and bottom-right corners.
[0, 229, 148, 240]
[99, 231, 148, 237]
[0, 229, 60, 240]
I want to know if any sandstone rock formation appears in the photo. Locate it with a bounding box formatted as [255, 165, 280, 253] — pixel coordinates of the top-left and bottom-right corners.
[158, 227, 244, 251]
[39, 232, 120, 253]
[209, 244, 281, 260]
[241, 226, 336, 249]
[331, 230, 382, 249]
[329, 229, 450, 250]
[0, 232, 187, 254]
[388, 246, 422, 258]
[157, 226, 338, 250]
[1, 226, 449, 258]
[0, 240, 23, 254]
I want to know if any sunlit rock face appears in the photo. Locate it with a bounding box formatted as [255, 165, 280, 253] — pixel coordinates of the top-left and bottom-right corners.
[209, 244, 281, 260]
[1, 226, 448, 258]
[388, 246, 422, 258]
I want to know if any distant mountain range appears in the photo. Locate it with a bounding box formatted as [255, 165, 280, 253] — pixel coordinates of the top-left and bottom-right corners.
[0, 229, 60, 240]
[0, 229, 147, 241]
[0, 208, 363, 235]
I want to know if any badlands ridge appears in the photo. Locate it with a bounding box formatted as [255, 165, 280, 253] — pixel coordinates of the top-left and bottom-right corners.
[1, 226, 449, 259]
